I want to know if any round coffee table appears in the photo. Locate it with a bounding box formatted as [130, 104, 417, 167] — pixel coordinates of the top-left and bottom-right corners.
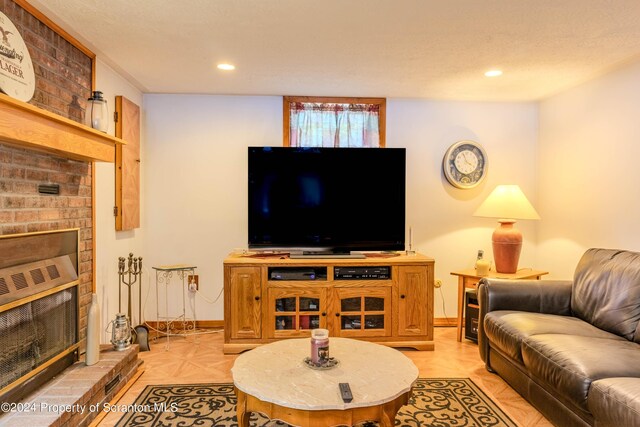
[231, 337, 418, 427]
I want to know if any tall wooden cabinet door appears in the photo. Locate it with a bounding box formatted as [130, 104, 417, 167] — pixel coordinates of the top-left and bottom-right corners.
[115, 96, 140, 230]
[397, 266, 431, 336]
[228, 267, 262, 339]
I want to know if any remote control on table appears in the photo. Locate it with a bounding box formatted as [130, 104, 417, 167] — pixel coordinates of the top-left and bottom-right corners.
[339, 382, 353, 403]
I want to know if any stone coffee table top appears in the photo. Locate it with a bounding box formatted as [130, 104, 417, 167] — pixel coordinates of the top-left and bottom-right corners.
[231, 337, 418, 410]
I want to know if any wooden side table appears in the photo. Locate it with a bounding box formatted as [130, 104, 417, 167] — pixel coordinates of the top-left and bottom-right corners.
[450, 268, 548, 342]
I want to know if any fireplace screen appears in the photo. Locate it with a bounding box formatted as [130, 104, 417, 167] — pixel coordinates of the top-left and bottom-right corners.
[0, 229, 79, 402]
[0, 287, 77, 390]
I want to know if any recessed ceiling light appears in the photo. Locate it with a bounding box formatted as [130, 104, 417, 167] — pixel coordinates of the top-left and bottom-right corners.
[217, 63, 236, 71]
[484, 70, 503, 77]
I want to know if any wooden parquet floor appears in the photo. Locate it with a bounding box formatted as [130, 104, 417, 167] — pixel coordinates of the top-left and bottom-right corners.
[96, 327, 551, 427]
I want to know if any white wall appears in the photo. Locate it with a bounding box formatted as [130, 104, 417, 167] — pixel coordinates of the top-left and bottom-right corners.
[94, 59, 145, 342]
[142, 95, 282, 321]
[143, 95, 538, 320]
[537, 60, 640, 279]
[387, 99, 539, 319]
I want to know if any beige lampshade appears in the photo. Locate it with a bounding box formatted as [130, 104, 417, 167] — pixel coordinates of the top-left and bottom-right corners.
[473, 185, 540, 220]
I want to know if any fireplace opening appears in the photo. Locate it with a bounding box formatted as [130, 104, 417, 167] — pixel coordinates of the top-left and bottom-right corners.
[0, 229, 79, 407]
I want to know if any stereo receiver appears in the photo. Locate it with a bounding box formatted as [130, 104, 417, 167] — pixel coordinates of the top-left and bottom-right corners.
[334, 266, 391, 280]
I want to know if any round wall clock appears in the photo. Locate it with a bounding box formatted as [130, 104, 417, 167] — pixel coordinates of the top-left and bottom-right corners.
[442, 140, 488, 189]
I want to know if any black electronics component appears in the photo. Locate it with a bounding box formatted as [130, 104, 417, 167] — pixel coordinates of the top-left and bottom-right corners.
[339, 383, 353, 403]
[268, 267, 327, 281]
[334, 266, 391, 280]
[465, 289, 479, 343]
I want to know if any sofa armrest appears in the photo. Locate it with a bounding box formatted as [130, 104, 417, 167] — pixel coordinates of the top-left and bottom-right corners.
[477, 278, 573, 363]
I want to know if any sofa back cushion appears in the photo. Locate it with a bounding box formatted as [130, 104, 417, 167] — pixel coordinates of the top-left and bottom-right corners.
[572, 248, 640, 342]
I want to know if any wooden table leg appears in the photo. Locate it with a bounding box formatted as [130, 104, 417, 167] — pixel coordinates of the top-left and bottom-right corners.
[380, 405, 395, 427]
[235, 387, 250, 427]
[456, 276, 464, 342]
[380, 390, 410, 427]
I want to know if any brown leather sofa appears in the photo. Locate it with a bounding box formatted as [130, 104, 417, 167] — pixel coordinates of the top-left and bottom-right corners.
[478, 248, 640, 427]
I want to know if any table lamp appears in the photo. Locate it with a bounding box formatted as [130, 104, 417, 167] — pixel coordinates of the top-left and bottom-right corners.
[473, 185, 540, 274]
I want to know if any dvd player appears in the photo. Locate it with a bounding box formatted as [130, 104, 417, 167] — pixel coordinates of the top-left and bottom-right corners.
[334, 266, 391, 280]
[270, 269, 318, 281]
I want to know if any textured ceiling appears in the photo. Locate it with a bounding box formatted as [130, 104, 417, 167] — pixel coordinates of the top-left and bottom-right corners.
[27, 0, 640, 101]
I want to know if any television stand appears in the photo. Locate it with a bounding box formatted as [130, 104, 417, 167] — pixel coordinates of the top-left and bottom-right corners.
[223, 252, 435, 354]
[289, 251, 366, 259]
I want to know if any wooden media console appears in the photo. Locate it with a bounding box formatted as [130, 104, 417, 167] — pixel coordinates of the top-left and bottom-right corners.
[223, 252, 434, 354]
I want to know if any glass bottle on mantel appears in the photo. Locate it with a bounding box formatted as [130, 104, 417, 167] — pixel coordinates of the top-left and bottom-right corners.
[475, 250, 490, 276]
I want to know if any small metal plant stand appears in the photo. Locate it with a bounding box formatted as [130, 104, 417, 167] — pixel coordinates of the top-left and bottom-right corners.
[152, 264, 197, 349]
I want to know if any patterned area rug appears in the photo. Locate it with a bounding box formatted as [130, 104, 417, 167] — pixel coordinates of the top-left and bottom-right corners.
[115, 378, 517, 427]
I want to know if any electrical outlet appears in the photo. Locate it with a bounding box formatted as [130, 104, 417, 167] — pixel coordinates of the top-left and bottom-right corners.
[188, 274, 199, 292]
[434, 279, 442, 289]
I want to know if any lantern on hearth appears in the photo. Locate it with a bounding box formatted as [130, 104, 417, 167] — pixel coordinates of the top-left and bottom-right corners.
[86, 90, 109, 132]
[109, 313, 132, 351]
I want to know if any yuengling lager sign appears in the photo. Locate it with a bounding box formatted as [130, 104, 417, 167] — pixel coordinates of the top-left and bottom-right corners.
[0, 11, 35, 102]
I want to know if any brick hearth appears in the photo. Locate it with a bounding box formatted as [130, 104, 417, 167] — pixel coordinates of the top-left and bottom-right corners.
[0, 346, 142, 427]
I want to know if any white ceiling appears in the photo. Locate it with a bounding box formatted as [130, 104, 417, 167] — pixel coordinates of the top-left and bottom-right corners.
[28, 0, 640, 101]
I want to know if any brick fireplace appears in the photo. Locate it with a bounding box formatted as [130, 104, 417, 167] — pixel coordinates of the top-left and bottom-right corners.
[0, 142, 141, 427]
[0, 142, 93, 341]
[0, 1, 139, 423]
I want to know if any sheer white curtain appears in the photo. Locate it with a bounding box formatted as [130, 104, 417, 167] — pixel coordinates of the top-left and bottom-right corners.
[289, 103, 381, 148]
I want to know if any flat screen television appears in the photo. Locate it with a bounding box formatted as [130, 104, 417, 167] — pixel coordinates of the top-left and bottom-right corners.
[248, 147, 406, 254]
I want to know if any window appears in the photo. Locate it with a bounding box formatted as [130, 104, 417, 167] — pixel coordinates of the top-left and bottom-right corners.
[283, 96, 386, 147]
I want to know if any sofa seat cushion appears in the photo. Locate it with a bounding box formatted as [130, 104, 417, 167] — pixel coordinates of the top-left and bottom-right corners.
[483, 311, 623, 362]
[522, 334, 640, 410]
[587, 378, 640, 427]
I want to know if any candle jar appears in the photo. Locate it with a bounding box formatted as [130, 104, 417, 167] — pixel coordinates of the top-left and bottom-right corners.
[310, 328, 329, 365]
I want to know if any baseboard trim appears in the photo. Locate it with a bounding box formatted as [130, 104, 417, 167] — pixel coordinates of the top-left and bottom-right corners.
[434, 317, 457, 327]
[145, 320, 224, 330]
[146, 319, 454, 330]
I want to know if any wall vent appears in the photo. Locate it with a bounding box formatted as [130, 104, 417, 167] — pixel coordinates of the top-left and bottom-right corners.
[105, 374, 121, 396]
[38, 184, 60, 195]
[47, 265, 60, 280]
[11, 273, 28, 290]
[30, 269, 45, 285]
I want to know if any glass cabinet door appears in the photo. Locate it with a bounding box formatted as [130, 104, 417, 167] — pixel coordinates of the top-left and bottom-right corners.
[268, 288, 327, 338]
[333, 287, 391, 337]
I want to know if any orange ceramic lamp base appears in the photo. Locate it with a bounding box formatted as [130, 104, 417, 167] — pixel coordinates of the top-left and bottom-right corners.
[491, 220, 522, 274]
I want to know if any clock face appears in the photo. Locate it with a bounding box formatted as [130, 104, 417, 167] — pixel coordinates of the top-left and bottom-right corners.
[443, 141, 487, 189]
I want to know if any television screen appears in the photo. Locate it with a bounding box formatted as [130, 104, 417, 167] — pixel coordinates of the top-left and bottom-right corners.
[248, 147, 406, 253]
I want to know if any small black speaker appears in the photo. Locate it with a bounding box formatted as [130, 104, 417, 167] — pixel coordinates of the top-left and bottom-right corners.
[465, 289, 479, 343]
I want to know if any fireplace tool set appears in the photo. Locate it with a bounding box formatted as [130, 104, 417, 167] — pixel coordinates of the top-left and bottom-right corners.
[117, 253, 150, 351]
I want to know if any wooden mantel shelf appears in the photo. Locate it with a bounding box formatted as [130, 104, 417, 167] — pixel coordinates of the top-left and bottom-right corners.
[0, 93, 124, 163]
